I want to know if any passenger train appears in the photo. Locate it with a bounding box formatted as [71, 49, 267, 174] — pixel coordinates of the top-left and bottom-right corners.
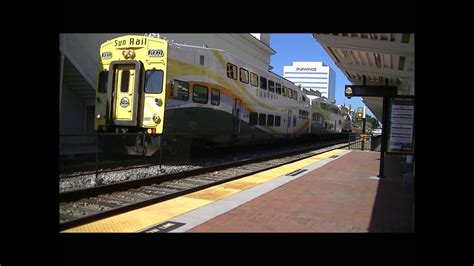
[94, 35, 351, 155]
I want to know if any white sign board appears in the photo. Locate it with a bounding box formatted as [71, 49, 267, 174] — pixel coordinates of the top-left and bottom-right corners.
[387, 97, 415, 154]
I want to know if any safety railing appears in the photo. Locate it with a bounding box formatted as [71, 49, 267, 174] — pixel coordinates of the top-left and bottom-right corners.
[347, 133, 381, 151]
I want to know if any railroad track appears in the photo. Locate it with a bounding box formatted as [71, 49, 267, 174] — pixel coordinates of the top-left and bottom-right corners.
[60, 139, 360, 231]
[60, 133, 357, 178]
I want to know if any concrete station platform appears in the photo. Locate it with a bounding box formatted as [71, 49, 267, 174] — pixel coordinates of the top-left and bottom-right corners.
[62, 149, 414, 233]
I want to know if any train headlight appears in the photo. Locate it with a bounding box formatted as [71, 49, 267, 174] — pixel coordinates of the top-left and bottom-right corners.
[122, 49, 135, 59]
[155, 98, 163, 106]
[152, 114, 161, 124]
[96, 114, 102, 120]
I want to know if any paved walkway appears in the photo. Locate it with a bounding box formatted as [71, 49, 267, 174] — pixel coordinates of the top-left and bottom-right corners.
[189, 151, 414, 232]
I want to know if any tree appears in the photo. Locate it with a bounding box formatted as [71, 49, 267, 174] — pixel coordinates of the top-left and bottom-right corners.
[365, 114, 380, 129]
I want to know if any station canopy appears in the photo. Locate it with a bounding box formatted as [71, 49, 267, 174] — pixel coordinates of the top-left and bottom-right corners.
[312, 33, 414, 120]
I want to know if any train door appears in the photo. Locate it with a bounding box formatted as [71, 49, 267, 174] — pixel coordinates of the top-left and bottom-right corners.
[232, 99, 242, 141]
[108, 61, 141, 126]
[287, 110, 292, 134]
[114, 66, 135, 121]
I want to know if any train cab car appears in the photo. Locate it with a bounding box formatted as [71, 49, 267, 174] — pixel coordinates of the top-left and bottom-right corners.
[95, 36, 168, 155]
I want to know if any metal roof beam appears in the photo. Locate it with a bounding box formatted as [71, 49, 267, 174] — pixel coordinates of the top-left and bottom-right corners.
[348, 77, 398, 87]
[313, 34, 414, 58]
[336, 62, 414, 80]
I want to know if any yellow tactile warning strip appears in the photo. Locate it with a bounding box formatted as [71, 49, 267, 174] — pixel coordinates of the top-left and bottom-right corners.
[62, 149, 345, 232]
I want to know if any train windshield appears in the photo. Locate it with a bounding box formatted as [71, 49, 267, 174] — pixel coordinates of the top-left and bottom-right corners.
[145, 70, 164, 93]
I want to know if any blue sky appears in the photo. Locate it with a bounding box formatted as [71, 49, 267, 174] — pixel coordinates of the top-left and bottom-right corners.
[269, 33, 373, 116]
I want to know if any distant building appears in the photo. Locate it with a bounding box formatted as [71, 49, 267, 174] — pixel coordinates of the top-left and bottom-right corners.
[283, 62, 335, 100]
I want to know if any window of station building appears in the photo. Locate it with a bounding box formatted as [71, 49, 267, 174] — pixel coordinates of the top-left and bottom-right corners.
[293, 91, 298, 100]
[268, 80, 275, 92]
[260, 76, 267, 90]
[338, 120, 342, 125]
[250, 72, 259, 87]
[287, 89, 292, 99]
[172, 80, 189, 101]
[282, 86, 287, 96]
[275, 116, 281, 127]
[275, 83, 281, 95]
[312, 113, 318, 121]
[258, 113, 266, 126]
[120, 70, 130, 92]
[239, 68, 249, 84]
[98, 71, 108, 93]
[302, 110, 308, 119]
[211, 88, 220, 106]
[144, 70, 164, 94]
[226, 63, 237, 80]
[267, 114, 274, 126]
[313, 113, 322, 121]
[249, 112, 258, 126]
[192, 84, 208, 104]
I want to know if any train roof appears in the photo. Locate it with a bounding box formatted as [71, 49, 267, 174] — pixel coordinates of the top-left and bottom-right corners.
[168, 40, 303, 92]
[268, 70, 298, 86]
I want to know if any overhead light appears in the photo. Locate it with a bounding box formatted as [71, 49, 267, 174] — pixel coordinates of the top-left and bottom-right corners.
[345, 86, 353, 95]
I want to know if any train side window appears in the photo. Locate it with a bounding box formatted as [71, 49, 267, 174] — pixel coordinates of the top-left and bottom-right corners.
[98, 71, 108, 93]
[211, 88, 220, 106]
[260, 76, 267, 90]
[249, 112, 258, 126]
[268, 80, 275, 92]
[227, 63, 237, 80]
[192, 84, 208, 104]
[172, 80, 189, 101]
[120, 70, 130, 92]
[144, 70, 164, 93]
[275, 83, 281, 95]
[258, 113, 266, 126]
[240, 68, 249, 84]
[267, 114, 274, 126]
[250, 72, 259, 87]
[275, 116, 281, 127]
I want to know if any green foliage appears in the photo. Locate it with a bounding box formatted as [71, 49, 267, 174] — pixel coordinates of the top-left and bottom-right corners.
[365, 114, 380, 129]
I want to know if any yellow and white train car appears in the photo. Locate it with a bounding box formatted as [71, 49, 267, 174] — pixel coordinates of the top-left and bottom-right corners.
[94, 35, 340, 155]
[164, 42, 311, 143]
[309, 97, 351, 134]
